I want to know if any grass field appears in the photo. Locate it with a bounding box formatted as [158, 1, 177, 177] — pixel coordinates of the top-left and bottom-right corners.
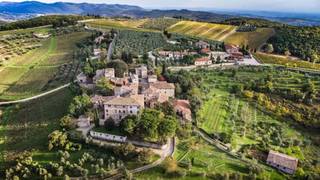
[0, 26, 52, 36]
[224, 28, 275, 49]
[198, 90, 229, 133]
[0, 88, 74, 167]
[85, 18, 155, 32]
[0, 32, 90, 101]
[167, 20, 237, 41]
[254, 53, 320, 71]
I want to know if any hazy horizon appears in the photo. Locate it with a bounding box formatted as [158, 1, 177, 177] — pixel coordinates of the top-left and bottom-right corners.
[2, 0, 320, 14]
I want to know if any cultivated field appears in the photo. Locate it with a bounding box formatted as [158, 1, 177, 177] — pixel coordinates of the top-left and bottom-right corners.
[0, 32, 90, 101]
[194, 68, 319, 167]
[254, 53, 320, 71]
[0, 89, 74, 164]
[167, 20, 237, 41]
[224, 28, 275, 49]
[85, 18, 151, 31]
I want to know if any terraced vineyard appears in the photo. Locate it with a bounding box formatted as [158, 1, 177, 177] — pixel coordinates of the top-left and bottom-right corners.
[224, 28, 275, 49]
[167, 20, 237, 41]
[0, 32, 90, 101]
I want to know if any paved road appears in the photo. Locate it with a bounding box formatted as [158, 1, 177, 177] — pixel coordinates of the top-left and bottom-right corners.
[168, 63, 235, 71]
[0, 83, 71, 106]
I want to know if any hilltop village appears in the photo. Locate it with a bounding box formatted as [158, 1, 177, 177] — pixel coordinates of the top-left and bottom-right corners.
[1, 16, 319, 180]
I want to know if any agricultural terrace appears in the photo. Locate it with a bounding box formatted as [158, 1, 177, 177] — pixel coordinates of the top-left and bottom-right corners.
[0, 26, 52, 63]
[0, 32, 90, 101]
[191, 67, 319, 176]
[139, 18, 180, 31]
[224, 28, 275, 49]
[254, 53, 320, 71]
[136, 136, 283, 179]
[167, 20, 237, 41]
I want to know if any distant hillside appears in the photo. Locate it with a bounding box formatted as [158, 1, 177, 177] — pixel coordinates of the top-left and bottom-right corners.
[0, 1, 232, 22]
[126, 9, 232, 22]
[0, 1, 144, 16]
[0, 15, 87, 31]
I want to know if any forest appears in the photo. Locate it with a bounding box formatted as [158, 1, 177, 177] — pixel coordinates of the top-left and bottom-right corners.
[222, 18, 283, 28]
[268, 26, 320, 62]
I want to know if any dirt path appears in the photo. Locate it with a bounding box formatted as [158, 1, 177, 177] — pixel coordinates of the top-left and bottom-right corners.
[0, 83, 71, 106]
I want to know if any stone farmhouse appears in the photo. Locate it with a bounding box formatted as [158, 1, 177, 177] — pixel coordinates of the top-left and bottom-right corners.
[114, 83, 139, 97]
[266, 150, 298, 174]
[158, 50, 197, 61]
[196, 40, 210, 49]
[149, 81, 175, 98]
[101, 95, 145, 125]
[225, 44, 244, 61]
[93, 68, 115, 83]
[135, 65, 148, 79]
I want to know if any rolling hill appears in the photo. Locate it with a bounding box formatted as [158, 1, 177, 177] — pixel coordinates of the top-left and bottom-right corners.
[0, 1, 232, 22]
[167, 20, 237, 41]
[167, 20, 274, 48]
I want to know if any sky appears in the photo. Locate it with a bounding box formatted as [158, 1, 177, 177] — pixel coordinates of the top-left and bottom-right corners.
[6, 0, 320, 13]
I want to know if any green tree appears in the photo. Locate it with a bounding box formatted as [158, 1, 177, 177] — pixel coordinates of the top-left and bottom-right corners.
[96, 77, 113, 96]
[104, 118, 116, 131]
[48, 130, 68, 151]
[137, 109, 163, 139]
[158, 116, 178, 140]
[121, 51, 133, 64]
[120, 115, 138, 135]
[83, 62, 95, 78]
[69, 94, 92, 118]
[107, 60, 128, 78]
[265, 44, 274, 53]
[60, 116, 76, 130]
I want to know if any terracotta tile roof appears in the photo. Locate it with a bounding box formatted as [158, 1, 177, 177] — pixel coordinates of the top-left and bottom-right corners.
[267, 150, 298, 170]
[174, 100, 191, 109]
[225, 44, 238, 50]
[104, 95, 144, 107]
[200, 48, 211, 54]
[91, 95, 116, 104]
